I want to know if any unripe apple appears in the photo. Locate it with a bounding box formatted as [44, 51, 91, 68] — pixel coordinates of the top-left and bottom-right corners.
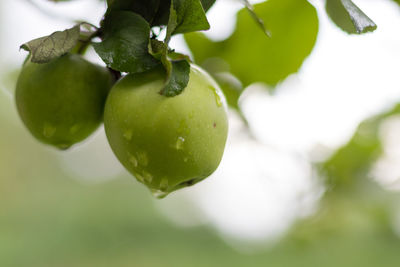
[16, 53, 113, 149]
[104, 65, 228, 197]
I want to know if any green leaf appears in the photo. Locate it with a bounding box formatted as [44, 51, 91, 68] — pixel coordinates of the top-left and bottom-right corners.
[106, 0, 162, 25]
[200, 0, 216, 12]
[159, 0, 215, 29]
[170, 0, 210, 35]
[185, 0, 318, 87]
[149, 39, 167, 60]
[93, 11, 159, 73]
[152, 1, 172, 26]
[160, 59, 190, 97]
[149, 38, 191, 97]
[168, 52, 191, 62]
[106, 0, 214, 27]
[326, 0, 377, 34]
[165, 2, 179, 44]
[20, 25, 80, 63]
[147, 0, 203, 97]
[240, 0, 271, 37]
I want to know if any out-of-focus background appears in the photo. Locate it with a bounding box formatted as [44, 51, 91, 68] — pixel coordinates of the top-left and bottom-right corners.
[2, 0, 400, 266]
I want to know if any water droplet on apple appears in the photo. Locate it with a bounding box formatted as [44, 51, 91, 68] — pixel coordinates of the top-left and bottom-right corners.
[143, 171, 153, 183]
[135, 173, 144, 183]
[43, 123, 56, 138]
[151, 189, 169, 199]
[160, 178, 169, 191]
[175, 137, 185, 150]
[69, 124, 81, 134]
[137, 151, 148, 166]
[123, 130, 133, 141]
[57, 143, 71, 150]
[209, 86, 222, 107]
[128, 153, 138, 167]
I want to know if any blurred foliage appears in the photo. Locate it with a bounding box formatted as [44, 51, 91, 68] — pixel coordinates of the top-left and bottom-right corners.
[392, 0, 400, 10]
[278, 190, 400, 267]
[321, 104, 400, 191]
[185, 0, 318, 89]
[267, 103, 400, 267]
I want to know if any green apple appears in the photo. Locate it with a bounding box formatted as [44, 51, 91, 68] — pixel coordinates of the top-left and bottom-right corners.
[16, 53, 113, 150]
[104, 64, 228, 197]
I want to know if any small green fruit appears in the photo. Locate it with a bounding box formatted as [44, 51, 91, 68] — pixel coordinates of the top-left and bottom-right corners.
[104, 65, 228, 197]
[16, 54, 113, 150]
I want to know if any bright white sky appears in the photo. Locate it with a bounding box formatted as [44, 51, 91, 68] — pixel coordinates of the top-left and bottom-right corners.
[1, 0, 400, 251]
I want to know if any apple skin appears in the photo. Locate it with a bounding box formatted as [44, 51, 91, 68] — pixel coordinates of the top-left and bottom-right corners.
[15, 53, 113, 150]
[104, 64, 229, 197]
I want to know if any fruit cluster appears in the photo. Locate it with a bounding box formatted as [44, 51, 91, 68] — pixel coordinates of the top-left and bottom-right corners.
[15, 54, 229, 197]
